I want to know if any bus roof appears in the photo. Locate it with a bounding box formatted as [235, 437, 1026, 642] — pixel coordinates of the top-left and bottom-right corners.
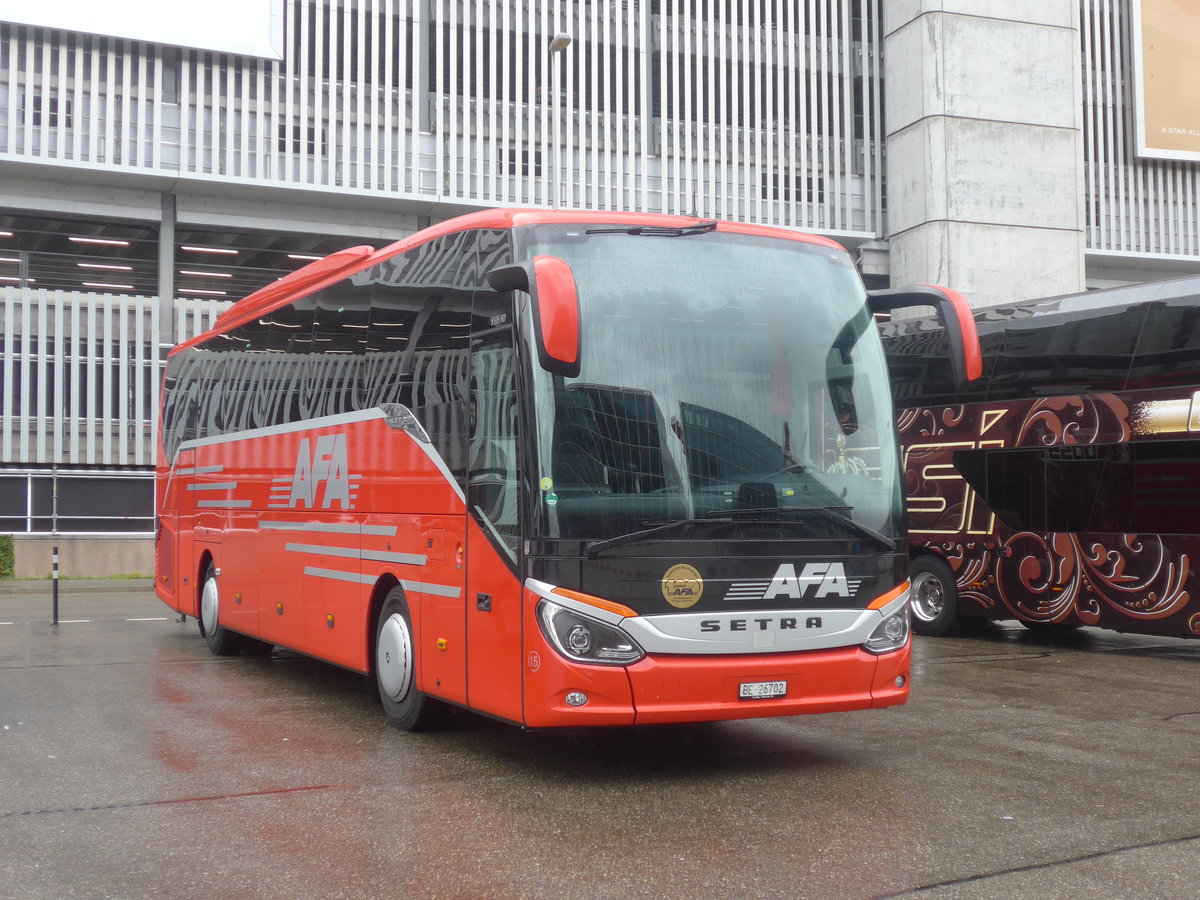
[173, 208, 845, 354]
[971, 272, 1200, 332]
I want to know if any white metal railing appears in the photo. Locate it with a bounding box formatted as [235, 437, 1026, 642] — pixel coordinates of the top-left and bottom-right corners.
[0, 0, 885, 238]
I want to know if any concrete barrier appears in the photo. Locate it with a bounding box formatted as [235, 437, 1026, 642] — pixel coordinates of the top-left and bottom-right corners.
[13, 536, 154, 580]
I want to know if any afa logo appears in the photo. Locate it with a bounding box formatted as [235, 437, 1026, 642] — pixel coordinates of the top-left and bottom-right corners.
[764, 562, 855, 600]
[288, 434, 357, 509]
[662, 563, 704, 609]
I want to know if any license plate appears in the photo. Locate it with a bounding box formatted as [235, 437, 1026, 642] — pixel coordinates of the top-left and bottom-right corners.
[739, 680, 787, 700]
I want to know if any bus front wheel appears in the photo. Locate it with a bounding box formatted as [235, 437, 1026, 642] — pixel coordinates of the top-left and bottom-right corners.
[197, 563, 243, 655]
[909, 555, 959, 636]
[374, 588, 447, 732]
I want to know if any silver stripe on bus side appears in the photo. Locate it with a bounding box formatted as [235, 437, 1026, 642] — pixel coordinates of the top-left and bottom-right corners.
[304, 567, 375, 584]
[176, 465, 224, 476]
[362, 549, 428, 566]
[187, 482, 239, 491]
[399, 580, 462, 599]
[196, 500, 253, 508]
[303, 567, 461, 598]
[285, 542, 427, 566]
[259, 521, 398, 536]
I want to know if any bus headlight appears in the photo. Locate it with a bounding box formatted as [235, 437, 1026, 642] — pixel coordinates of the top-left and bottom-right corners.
[863, 607, 910, 654]
[537, 599, 645, 666]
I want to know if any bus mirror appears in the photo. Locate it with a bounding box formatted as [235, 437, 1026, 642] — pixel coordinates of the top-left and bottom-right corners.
[486, 263, 530, 293]
[487, 256, 581, 378]
[869, 285, 982, 388]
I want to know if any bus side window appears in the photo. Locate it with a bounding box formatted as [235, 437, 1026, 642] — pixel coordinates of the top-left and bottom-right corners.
[266, 294, 316, 427]
[266, 293, 316, 355]
[1128, 297, 1200, 389]
[364, 232, 485, 482]
[989, 305, 1148, 400]
[468, 327, 519, 558]
[313, 280, 371, 355]
[409, 291, 473, 480]
[881, 318, 998, 409]
[207, 316, 270, 437]
[366, 283, 422, 410]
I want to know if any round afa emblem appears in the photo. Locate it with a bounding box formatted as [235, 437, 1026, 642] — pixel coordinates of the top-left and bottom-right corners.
[662, 563, 704, 609]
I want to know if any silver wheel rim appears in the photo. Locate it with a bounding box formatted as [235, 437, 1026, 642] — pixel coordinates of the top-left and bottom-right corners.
[911, 571, 945, 623]
[377, 612, 414, 702]
[200, 575, 219, 636]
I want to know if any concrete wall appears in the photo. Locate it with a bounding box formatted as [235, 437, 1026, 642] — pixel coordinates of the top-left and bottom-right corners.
[884, 1, 1087, 307]
[12, 536, 154, 580]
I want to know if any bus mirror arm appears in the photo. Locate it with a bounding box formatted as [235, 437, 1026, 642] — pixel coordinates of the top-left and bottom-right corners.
[487, 256, 582, 379]
[869, 285, 983, 388]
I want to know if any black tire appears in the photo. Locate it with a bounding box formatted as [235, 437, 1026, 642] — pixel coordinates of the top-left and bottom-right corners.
[373, 587, 447, 731]
[197, 562, 244, 656]
[909, 555, 959, 637]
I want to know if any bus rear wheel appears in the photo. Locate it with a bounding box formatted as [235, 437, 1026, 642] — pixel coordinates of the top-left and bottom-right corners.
[374, 588, 447, 732]
[909, 555, 959, 636]
[198, 563, 244, 655]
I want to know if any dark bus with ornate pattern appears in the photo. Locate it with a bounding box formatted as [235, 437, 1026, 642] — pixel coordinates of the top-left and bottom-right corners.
[882, 275, 1200, 639]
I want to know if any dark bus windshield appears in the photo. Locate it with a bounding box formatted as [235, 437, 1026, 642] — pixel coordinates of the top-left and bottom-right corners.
[519, 224, 903, 544]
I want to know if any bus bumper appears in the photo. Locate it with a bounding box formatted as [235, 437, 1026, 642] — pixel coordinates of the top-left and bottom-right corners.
[626, 641, 911, 724]
[522, 639, 910, 728]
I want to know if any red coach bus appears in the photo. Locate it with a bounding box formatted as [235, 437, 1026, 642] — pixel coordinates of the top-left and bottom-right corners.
[882, 275, 1200, 640]
[155, 209, 977, 729]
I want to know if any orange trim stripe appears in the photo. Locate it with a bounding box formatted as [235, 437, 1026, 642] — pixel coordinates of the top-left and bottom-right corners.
[867, 580, 911, 611]
[551, 587, 639, 619]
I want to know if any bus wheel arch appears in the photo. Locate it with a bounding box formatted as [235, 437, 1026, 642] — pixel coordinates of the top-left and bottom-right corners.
[372, 583, 448, 731]
[909, 554, 960, 637]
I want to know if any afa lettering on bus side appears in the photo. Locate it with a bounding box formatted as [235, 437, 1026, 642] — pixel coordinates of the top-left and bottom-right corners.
[289, 434, 355, 509]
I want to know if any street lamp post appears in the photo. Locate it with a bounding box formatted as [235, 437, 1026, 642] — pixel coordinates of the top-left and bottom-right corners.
[548, 32, 572, 208]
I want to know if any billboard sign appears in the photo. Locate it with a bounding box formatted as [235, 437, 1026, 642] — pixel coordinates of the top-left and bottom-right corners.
[1131, 0, 1200, 162]
[0, 0, 285, 61]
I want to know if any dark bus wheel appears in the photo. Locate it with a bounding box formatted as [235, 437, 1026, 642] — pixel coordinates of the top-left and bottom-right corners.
[909, 555, 960, 637]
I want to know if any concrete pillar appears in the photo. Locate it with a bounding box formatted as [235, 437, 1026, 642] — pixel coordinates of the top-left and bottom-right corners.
[159, 191, 176, 348]
[884, 2, 1086, 307]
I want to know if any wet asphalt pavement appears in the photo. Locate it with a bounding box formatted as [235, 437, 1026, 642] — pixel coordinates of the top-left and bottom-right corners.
[1, 580, 1198, 899]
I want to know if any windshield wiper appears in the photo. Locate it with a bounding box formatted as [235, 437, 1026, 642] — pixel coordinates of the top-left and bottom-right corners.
[584, 220, 718, 237]
[584, 504, 898, 557]
[710, 506, 898, 552]
[585, 517, 730, 557]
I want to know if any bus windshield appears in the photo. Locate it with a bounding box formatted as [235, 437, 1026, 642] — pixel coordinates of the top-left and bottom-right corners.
[521, 224, 903, 545]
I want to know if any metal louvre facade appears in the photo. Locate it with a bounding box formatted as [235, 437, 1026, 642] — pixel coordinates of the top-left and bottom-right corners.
[0, 287, 227, 469]
[2, 0, 1200, 539]
[1081, 0, 1200, 259]
[0, 1, 885, 235]
[0, 288, 227, 536]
